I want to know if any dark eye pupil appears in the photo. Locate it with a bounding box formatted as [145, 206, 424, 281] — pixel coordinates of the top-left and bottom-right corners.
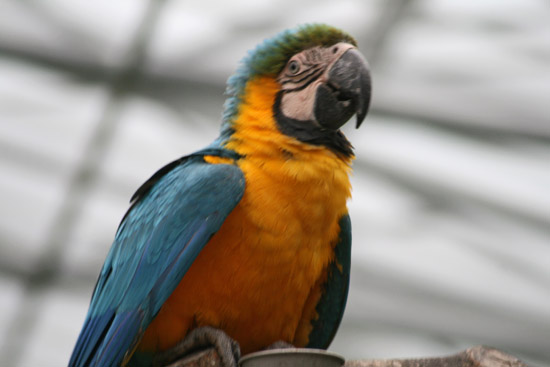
[289, 61, 299, 74]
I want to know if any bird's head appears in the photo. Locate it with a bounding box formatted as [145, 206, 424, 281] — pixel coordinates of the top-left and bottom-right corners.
[222, 24, 371, 158]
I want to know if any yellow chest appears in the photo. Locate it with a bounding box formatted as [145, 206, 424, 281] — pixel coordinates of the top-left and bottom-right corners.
[234, 152, 350, 254]
[194, 150, 352, 353]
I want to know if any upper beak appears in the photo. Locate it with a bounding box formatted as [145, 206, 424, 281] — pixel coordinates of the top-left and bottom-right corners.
[314, 48, 372, 130]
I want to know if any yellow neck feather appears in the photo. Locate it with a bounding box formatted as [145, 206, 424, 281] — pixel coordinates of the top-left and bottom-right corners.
[224, 76, 354, 174]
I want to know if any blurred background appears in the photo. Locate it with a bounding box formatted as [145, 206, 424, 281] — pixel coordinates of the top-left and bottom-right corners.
[0, 0, 549, 366]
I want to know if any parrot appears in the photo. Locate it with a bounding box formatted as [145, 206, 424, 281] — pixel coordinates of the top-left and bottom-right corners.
[69, 23, 371, 367]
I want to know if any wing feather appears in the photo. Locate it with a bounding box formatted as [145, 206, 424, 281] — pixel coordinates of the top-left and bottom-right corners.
[69, 155, 245, 367]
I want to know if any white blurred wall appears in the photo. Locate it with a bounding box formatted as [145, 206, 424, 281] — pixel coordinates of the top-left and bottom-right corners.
[0, 1, 549, 366]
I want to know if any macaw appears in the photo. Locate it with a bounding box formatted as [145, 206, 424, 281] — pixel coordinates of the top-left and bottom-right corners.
[69, 24, 371, 367]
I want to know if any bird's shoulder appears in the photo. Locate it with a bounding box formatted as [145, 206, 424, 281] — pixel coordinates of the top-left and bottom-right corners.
[117, 147, 243, 232]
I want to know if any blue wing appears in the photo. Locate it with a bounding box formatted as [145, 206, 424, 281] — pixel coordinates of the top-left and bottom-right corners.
[306, 214, 351, 349]
[69, 152, 245, 367]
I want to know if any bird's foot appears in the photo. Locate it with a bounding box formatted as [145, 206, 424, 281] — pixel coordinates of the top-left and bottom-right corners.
[153, 326, 241, 367]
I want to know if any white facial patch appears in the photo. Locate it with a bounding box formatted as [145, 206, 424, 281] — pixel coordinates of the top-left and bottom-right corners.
[277, 43, 355, 123]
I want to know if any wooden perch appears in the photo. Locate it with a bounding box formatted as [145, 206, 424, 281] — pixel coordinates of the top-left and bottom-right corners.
[165, 345, 529, 367]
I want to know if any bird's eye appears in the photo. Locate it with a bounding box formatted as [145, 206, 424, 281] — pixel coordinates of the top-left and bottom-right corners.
[288, 60, 300, 75]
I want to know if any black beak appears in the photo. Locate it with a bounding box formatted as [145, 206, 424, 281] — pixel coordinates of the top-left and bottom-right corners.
[314, 48, 372, 130]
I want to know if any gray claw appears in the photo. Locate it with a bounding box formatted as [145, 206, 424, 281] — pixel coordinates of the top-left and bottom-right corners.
[154, 326, 240, 367]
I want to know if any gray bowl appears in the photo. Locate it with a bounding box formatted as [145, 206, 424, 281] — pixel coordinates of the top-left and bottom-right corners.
[238, 348, 345, 367]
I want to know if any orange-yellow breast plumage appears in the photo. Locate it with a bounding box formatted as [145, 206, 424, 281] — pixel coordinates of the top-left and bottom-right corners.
[137, 76, 353, 354]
